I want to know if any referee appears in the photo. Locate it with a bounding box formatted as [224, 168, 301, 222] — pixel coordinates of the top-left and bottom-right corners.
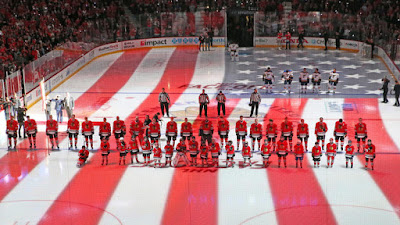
[216, 91, 226, 116]
[199, 89, 210, 117]
[159, 88, 170, 117]
[249, 89, 261, 117]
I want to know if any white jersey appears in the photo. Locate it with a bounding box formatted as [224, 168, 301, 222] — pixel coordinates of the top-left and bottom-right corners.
[300, 72, 309, 82]
[263, 71, 274, 80]
[329, 72, 339, 82]
[282, 71, 293, 81]
[229, 44, 239, 52]
[312, 72, 321, 82]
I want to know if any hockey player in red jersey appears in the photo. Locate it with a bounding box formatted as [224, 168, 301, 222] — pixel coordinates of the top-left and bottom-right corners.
[180, 118, 193, 144]
[153, 143, 162, 168]
[164, 141, 174, 167]
[174, 138, 190, 167]
[236, 115, 247, 149]
[261, 139, 273, 167]
[200, 117, 213, 145]
[118, 138, 128, 165]
[46, 115, 59, 149]
[297, 119, 309, 151]
[276, 136, 288, 168]
[189, 136, 199, 166]
[312, 142, 322, 167]
[294, 140, 305, 168]
[345, 140, 355, 168]
[242, 141, 252, 167]
[210, 139, 221, 167]
[166, 117, 178, 146]
[149, 118, 161, 148]
[142, 137, 152, 166]
[77, 145, 89, 167]
[130, 116, 144, 145]
[218, 116, 229, 148]
[82, 117, 94, 149]
[250, 119, 263, 152]
[281, 117, 294, 151]
[266, 119, 278, 151]
[200, 141, 209, 167]
[67, 114, 80, 149]
[365, 139, 376, 170]
[101, 138, 110, 165]
[24, 116, 37, 149]
[334, 119, 347, 151]
[355, 118, 368, 152]
[129, 137, 140, 164]
[315, 117, 328, 150]
[113, 116, 126, 149]
[6, 115, 18, 149]
[326, 138, 337, 168]
[226, 140, 235, 168]
[99, 118, 111, 141]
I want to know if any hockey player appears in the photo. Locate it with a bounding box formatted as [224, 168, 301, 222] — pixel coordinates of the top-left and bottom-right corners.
[200, 117, 213, 145]
[67, 114, 80, 149]
[281, 117, 294, 151]
[328, 69, 339, 93]
[365, 139, 375, 170]
[334, 119, 347, 151]
[189, 136, 199, 166]
[355, 118, 368, 152]
[312, 142, 322, 168]
[130, 116, 144, 144]
[200, 141, 209, 167]
[164, 141, 174, 167]
[282, 70, 294, 93]
[266, 119, 278, 151]
[261, 139, 273, 167]
[315, 117, 328, 150]
[294, 140, 305, 168]
[24, 116, 37, 149]
[181, 118, 193, 144]
[297, 119, 309, 151]
[242, 141, 252, 167]
[312, 68, 322, 93]
[6, 115, 18, 149]
[226, 140, 235, 167]
[113, 116, 126, 149]
[118, 138, 128, 165]
[142, 137, 152, 166]
[217, 116, 229, 148]
[129, 137, 140, 164]
[276, 136, 288, 168]
[299, 68, 309, 94]
[100, 138, 110, 165]
[277, 30, 283, 50]
[229, 42, 239, 62]
[153, 143, 162, 168]
[46, 115, 59, 149]
[82, 117, 94, 149]
[263, 67, 275, 93]
[345, 140, 355, 168]
[99, 118, 111, 141]
[77, 146, 89, 167]
[210, 139, 221, 167]
[250, 118, 262, 151]
[174, 138, 190, 167]
[166, 117, 178, 146]
[236, 116, 247, 150]
[326, 138, 337, 168]
[149, 118, 161, 148]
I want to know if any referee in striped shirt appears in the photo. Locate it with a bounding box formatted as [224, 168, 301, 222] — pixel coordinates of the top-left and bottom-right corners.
[249, 88, 261, 117]
[159, 88, 170, 117]
[216, 91, 226, 116]
[199, 89, 210, 117]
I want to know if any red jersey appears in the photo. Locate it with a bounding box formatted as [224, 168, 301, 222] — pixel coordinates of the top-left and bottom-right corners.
[297, 123, 309, 137]
[188, 140, 199, 154]
[277, 32, 283, 39]
[315, 122, 328, 135]
[113, 120, 126, 133]
[236, 120, 247, 135]
[46, 120, 58, 133]
[129, 139, 139, 150]
[68, 119, 80, 133]
[200, 120, 213, 135]
[326, 143, 337, 154]
[345, 145, 355, 156]
[312, 146, 322, 157]
[141, 140, 151, 154]
[166, 121, 177, 135]
[365, 144, 376, 158]
[153, 147, 162, 158]
[276, 140, 288, 154]
[210, 143, 220, 156]
[294, 144, 304, 155]
[355, 123, 367, 135]
[261, 143, 273, 155]
[285, 33, 291, 40]
[164, 144, 174, 156]
[82, 121, 94, 135]
[119, 143, 128, 153]
[176, 142, 187, 152]
[334, 121, 347, 136]
[6, 119, 18, 133]
[99, 122, 111, 135]
[149, 122, 161, 137]
[24, 119, 37, 133]
[226, 145, 235, 155]
[181, 122, 192, 136]
[78, 149, 89, 160]
[100, 142, 110, 153]
[242, 146, 251, 157]
[281, 121, 293, 136]
[200, 145, 208, 158]
[218, 119, 230, 135]
[250, 123, 262, 137]
[130, 120, 144, 136]
[266, 123, 278, 138]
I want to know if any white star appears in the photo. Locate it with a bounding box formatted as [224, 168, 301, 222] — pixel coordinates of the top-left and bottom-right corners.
[345, 74, 366, 79]
[256, 75, 264, 79]
[368, 78, 383, 84]
[366, 69, 387, 74]
[237, 61, 255, 65]
[254, 50, 269, 54]
[365, 90, 382, 95]
[238, 70, 256, 74]
[321, 80, 329, 84]
[312, 53, 326, 57]
[296, 57, 313, 61]
[239, 47, 251, 51]
[258, 65, 277, 69]
[343, 65, 361, 69]
[240, 54, 251, 58]
[318, 61, 336, 65]
[343, 84, 366, 89]
[230, 90, 249, 95]
[321, 69, 341, 73]
[235, 79, 254, 85]
[336, 57, 352, 60]
[300, 65, 316, 70]
[273, 53, 287, 57]
[255, 57, 271, 61]
[277, 61, 294, 65]
[360, 60, 377, 64]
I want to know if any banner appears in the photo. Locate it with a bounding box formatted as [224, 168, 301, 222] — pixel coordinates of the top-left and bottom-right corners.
[5, 70, 23, 97]
[0, 79, 4, 99]
[40, 79, 46, 111]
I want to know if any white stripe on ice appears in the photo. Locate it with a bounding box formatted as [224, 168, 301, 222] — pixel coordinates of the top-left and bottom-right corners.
[378, 101, 400, 151]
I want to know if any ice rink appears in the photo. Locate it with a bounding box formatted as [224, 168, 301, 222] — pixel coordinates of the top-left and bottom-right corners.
[1, 46, 400, 225]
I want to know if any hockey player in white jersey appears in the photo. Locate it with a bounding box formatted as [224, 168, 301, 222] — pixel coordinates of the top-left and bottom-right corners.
[312, 68, 322, 93]
[281, 70, 294, 93]
[229, 43, 239, 62]
[328, 68, 339, 93]
[299, 68, 309, 94]
[262, 67, 275, 93]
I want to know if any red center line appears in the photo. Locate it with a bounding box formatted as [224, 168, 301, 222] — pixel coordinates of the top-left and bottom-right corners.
[263, 98, 337, 225]
[343, 98, 400, 219]
[161, 98, 241, 225]
[38, 46, 199, 225]
[0, 49, 150, 202]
